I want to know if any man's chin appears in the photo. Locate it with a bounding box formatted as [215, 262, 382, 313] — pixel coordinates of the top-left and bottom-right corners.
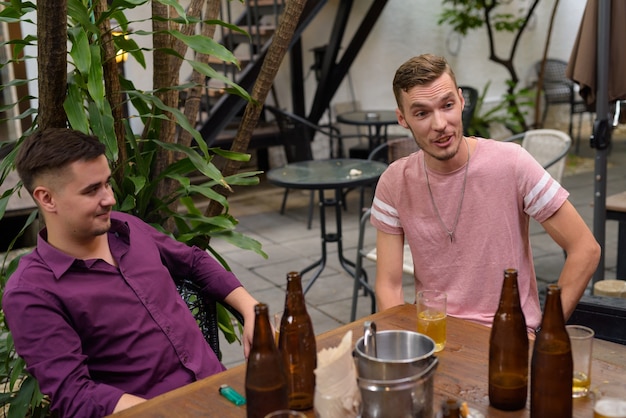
[93, 220, 112, 236]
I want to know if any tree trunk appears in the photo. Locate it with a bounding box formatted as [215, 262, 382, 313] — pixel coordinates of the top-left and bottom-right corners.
[179, 0, 221, 149]
[151, 1, 208, 229]
[94, 0, 127, 184]
[204, 0, 308, 219]
[152, 1, 178, 205]
[37, 0, 68, 129]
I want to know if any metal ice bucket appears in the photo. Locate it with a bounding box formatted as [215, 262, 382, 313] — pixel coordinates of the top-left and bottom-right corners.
[354, 328, 436, 380]
[353, 325, 438, 418]
[357, 356, 438, 418]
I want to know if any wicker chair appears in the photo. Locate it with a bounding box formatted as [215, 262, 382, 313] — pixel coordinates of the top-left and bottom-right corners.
[501, 129, 572, 184]
[535, 59, 593, 152]
[174, 278, 244, 361]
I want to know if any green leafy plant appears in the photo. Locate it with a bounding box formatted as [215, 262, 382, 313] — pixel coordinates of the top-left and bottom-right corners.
[439, 0, 542, 131]
[466, 80, 535, 138]
[0, 0, 269, 416]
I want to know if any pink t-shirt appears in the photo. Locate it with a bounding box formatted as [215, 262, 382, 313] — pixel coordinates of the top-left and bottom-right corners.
[371, 138, 569, 331]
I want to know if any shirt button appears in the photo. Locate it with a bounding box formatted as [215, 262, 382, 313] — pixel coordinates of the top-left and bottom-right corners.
[182, 355, 188, 364]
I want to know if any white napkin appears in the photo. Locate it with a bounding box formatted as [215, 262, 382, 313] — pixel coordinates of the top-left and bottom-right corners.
[314, 330, 361, 418]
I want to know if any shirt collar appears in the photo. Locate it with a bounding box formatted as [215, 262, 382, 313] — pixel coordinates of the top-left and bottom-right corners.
[35, 214, 131, 280]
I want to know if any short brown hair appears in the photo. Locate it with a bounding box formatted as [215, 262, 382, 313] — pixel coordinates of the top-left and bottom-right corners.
[16, 128, 106, 194]
[392, 54, 459, 110]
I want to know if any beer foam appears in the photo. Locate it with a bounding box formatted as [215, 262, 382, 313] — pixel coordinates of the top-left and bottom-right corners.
[594, 398, 626, 418]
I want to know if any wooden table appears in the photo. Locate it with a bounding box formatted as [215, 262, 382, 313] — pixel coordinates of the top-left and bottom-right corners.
[109, 304, 626, 417]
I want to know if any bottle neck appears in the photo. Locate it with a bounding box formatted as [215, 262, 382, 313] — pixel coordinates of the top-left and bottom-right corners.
[499, 271, 521, 308]
[285, 273, 306, 313]
[540, 285, 566, 331]
[252, 305, 275, 349]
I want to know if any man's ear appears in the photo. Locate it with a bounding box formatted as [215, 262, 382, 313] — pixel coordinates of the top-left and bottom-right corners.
[32, 186, 55, 214]
[396, 108, 409, 129]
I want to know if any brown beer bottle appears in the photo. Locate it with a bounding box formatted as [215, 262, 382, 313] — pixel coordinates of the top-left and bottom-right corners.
[530, 284, 573, 417]
[489, 268, 529, 410]
[245, 303, 289, 418]
[278, 271, 317, 410]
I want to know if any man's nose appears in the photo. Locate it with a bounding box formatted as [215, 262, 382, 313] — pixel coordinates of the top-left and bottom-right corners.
[102, 187, 116, 206]
[431, 110, 446, 131]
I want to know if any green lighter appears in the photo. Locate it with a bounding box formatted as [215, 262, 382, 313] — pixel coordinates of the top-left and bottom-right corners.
[218, 384, 246, 406]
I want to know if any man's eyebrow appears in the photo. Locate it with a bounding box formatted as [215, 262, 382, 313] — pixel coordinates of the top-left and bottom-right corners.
[79, 176, 112, 193]
[408, 91, 456, 110]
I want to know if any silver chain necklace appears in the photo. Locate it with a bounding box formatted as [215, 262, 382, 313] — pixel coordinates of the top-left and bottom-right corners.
[423, 137, 470, 243]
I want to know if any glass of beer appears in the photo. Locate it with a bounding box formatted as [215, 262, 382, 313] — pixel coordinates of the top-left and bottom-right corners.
[566, 324, 594, 398]
[416, 290, 447, 352]
[594, 382, 626, 418]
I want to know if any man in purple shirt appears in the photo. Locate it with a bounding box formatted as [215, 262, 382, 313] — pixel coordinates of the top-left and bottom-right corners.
[2, 128, 259, 417]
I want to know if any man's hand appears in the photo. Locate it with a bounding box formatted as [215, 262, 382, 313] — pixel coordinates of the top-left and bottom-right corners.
[224, 287, 259, 358]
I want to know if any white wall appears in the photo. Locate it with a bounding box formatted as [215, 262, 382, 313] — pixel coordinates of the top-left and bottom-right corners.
[271, 0, 588, 116]
[19, 0, 588, 134]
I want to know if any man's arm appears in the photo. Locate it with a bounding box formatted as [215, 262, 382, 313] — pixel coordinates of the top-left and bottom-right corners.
[223, 286, 259, 358]
[374, 230, 407, 311]
[113, 394, 146, 413]
[541, 200, 600, 319]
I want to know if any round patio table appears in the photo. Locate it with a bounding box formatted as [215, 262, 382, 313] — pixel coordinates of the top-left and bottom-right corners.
[267, 158, 387, 293]
[336, 110, 398, 156]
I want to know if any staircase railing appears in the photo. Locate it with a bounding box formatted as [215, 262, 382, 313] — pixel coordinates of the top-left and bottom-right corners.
[196, 0, 328, 145]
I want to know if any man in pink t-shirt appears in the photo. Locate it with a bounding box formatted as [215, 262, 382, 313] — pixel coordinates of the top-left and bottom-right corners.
[371, 54, 600, 333]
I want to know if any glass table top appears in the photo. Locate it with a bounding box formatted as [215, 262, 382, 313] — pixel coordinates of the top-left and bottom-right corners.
[336, 110, 398, 126]
[266, 159, 388, 190]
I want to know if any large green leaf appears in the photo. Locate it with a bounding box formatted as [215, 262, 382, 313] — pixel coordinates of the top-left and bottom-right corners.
[64, 80, 90, 134]
[88, 101, 118, 162]
[210, 230, 268, 259]
[155, 141, 223, 184]
[68, 26, 90, 75]
[131, 91, 206, 150]
[87, 44, 105, 108]
[188, 60, 252, 102]
[210, 147, 252, 162]
[154, 0, 187, 23]
[8, 375, 35, 418]
[110, 0, 150, 9]
[170, 31, 237, 65]
[114, 33, 146, 68]
[67, 0, 100, 34]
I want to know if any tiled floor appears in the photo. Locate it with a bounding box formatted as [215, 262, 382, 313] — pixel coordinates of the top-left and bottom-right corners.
[213, 135, 626, 368]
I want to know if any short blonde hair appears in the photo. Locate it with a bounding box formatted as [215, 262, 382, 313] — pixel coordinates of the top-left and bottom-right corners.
[392, 54, 459, 110]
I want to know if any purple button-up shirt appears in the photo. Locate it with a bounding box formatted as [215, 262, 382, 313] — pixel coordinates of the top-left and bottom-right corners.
[2, 211, 243, 417]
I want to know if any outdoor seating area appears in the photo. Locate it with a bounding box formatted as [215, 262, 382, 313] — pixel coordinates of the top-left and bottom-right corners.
[211, 131, 626, 370]
[5, 1, 626, 416]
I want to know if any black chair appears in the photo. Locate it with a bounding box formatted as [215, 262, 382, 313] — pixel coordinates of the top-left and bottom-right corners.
[174, 277, 244, 360]
[534, 59, 593, 153]
[264, 105, 364, 229]
[459, 85, 479, 136]
[568, 294, 626, 345]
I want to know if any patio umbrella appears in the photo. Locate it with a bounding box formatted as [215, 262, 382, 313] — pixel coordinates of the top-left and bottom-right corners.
[567, 0, 626, 109]
[566, 0, 626, 285]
